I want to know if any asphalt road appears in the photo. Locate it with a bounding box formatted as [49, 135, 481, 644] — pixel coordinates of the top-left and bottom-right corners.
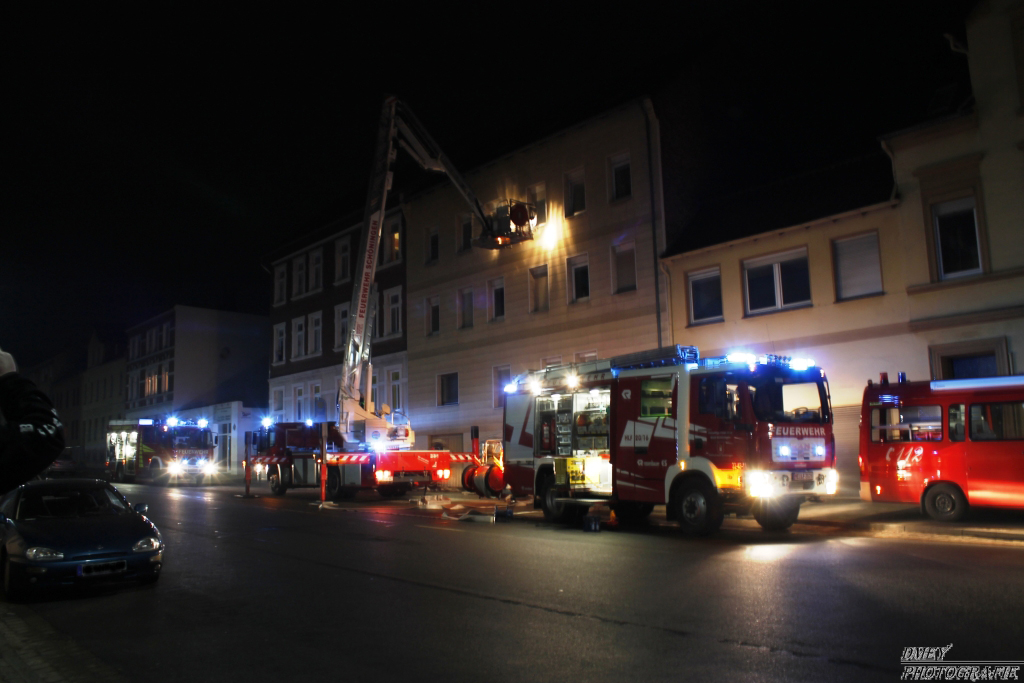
[6, 481, 1024, 683]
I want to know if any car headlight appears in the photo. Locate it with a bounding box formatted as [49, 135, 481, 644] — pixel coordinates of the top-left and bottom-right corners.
[26, 547, 64, 562]
[133, 537, 162, 553]
[168, 462, 183, 475]
[747, 471, 775, 498]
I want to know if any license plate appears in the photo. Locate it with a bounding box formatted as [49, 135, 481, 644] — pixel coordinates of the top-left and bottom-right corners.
[791, 471, 814, 481]
[77, 560, 127, 577]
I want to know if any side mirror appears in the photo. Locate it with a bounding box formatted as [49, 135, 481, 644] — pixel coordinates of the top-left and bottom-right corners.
[133, 503, 149, 516]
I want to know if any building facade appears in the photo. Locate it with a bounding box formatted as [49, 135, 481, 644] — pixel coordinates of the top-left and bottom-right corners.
[267, 208, 408, 427]
[661, 0, 1024, 492]
[402, 99, 668, 450]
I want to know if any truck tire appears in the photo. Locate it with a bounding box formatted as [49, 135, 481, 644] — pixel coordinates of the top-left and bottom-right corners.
[269, 466, 288, 496]
[613, 501, 654, 525]
[539, 471, 579, 524]
[326, 467, 341, 499]
[751, 497, 801, 531]
[924, 484, 968, 522]
[674, 479, 724, 535]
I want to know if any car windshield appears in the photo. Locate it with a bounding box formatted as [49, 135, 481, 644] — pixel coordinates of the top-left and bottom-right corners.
[16, 487, 130, 520]
[749, 377, 829, 423]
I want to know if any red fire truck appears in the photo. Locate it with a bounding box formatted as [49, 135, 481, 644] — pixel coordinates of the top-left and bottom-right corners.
[248, 419, 474, 498]
[501, 346, 838, 533]
[106, 418, 218, 485]
[859, 373, 1024, 521]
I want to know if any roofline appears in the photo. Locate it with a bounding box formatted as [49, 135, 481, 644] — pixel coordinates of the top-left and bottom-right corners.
[662, 198, 899, 262]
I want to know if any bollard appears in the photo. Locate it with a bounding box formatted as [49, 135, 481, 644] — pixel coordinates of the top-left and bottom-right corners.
[319, 423, 328, 504]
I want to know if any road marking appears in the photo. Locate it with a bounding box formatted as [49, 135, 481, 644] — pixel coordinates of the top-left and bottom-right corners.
[415, 524, 466, 532]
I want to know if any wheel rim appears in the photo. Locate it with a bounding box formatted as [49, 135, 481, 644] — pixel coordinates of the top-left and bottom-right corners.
[681, 490, 707, 526]
[935, 493, 955, 514]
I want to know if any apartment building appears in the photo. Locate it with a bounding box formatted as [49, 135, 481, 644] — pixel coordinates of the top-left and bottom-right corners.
[403, 99, 667, 451]
[661, 0, 1024, 491]
[268, 209, 408, 426]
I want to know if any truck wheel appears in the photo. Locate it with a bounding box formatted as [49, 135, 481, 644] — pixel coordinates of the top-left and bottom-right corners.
[326, 468, 341, 499]
[674, 479, 723, 535]
[539, 471, 579, 523]
[924, 484, 967, 522]
[751, 497, 801, 531]
[613, 501, 654, 525]
[268, 467, 288, 496]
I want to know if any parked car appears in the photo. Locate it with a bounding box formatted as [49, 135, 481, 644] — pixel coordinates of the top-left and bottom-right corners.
[0, 479, 163, 599]
[45, 447, 110, 480]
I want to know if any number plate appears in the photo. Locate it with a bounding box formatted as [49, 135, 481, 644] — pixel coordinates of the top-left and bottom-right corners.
[791, 470, 814, 481]
[77, 560, 127, 577]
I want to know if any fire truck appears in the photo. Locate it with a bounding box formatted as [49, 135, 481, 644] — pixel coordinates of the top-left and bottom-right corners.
[106, 418, 218, 485]
[859, 372, 1024, 521]
[252, 97, 530, 497]
[498, 346, 838, 533]
[249, 419, 475, 498]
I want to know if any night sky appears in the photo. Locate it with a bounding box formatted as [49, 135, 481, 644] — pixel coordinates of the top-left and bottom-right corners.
[2, 2, 975, 368]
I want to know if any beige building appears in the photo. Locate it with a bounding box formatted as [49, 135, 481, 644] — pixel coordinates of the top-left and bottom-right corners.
[403, 99, 668, 450]
[661, 0, 1024, 492]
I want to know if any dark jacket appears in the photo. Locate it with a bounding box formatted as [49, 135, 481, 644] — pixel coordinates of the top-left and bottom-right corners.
[0, 373, 65, 494]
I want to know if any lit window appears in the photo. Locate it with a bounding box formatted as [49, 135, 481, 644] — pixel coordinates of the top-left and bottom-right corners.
[567, 254, 589, 302]
[743, 248, 810, 315]
[565, 169, 585, 217]
[689, 268, 723, 324]
[527, 183, 547, 225]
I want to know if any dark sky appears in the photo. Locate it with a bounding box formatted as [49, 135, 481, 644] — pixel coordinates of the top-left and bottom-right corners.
[2, 2, 975, 368]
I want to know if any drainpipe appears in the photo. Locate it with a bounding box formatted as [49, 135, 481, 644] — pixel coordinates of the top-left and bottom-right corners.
[642, 99, 663, 348]
[659, 261, 675, 346]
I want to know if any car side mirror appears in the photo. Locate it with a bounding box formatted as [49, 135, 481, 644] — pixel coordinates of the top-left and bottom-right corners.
[133, 503, 149, 515]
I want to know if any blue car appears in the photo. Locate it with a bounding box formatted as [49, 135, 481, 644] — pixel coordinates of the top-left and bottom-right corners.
[0, 479, 163, 599]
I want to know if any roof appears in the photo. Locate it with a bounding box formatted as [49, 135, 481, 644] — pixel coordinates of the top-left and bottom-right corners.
[663, 151, 895, 257]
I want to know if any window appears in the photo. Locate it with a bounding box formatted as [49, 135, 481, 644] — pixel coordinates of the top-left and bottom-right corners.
[384, 287, 402, 336]
[610, 154, 631, 201]
[427, 296, 440, 335]
[833, 232, 882, 300]
[371, 372, 378, 407]
[929, 337, 1009, 380]
[458, 216, 473, 252]
[530, 265, 549, 312]
[388, 368, 403, 412]
[459, 288, 474, 329]
[493, 365, 511, 408]
[426, 229, 439, 263]
[334, 304, 349, 350]
[292, 317, 306, 359]
[294, 387, 304, 421]
[273, 324, 286, 364]
[933, 197, 981, 279]
[541, 356, 562, 368]
[292, 257, 307, 297]
[161, 364, 169, 392]
[309, 312, 322, 355]
[915, 153, 988, 282]
[309, 249, 323, 291]
[575, 350, 597, 363]
[969, 402, 1024, 441]
[612, 243, 636, 293]
[379, 219, 401, 266]
[743, 248, 810, 315]
[273, 389, 284, 412]
[689, 267, 723, 324]
[565, 169, 585, 217]
[567, 254, 589, 302]
[335, 236, 351, 283]
[489, 277, 505, 320]
[437, 372, 459, 406]
[870, 405, 942, 442]
[527, 183, 547, 225]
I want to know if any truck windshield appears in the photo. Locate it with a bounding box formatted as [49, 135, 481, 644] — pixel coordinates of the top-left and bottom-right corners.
[749, 377, 828, 423]
[167, 428, 212, 449]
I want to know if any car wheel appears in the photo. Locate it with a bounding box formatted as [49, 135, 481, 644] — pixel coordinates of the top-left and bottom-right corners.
[613, 501, 655, 525]
[3, 552, 25, 602]
[751, 497, 801, 531]
[675, 479, 724, 535]
[924, 484, 968, 522]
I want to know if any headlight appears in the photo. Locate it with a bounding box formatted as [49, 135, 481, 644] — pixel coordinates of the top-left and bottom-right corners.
[26, 547, 64, 562]
[748, 471, 775, 498]
[203, 463, 217, 475]
[133, 537, 162, 553]
[168, 462, 183, 475]
[825, 469, 839, 495]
